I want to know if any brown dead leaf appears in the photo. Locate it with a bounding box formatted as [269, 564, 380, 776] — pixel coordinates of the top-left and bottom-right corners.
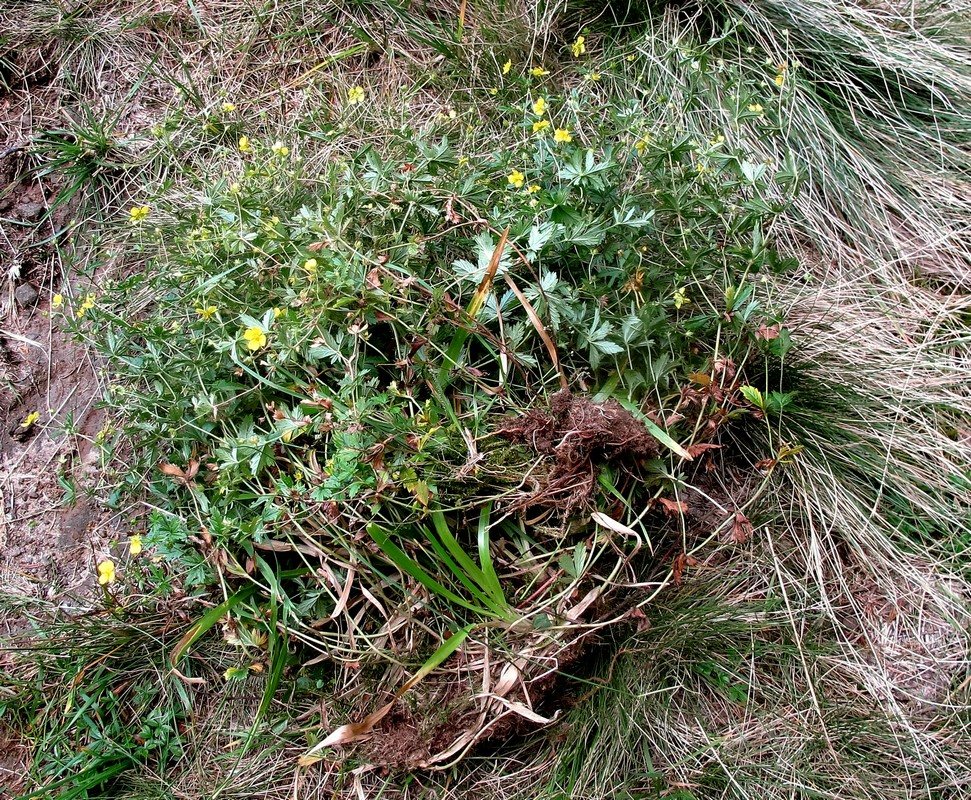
[657, 497, 688, 516]
[685, 442, 722, 459]
[756, 323, 781, 341]
[672, 552, 700, 586]
[160, 460, 199, 486]
[730, 512, 754, 544]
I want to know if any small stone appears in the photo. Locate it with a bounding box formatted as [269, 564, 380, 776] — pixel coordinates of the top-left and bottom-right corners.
[14, 283, 38, 306]
[14, 201, 44, 220]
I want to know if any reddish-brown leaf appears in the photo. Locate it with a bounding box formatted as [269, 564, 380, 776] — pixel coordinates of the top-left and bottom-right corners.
[731, 512, 754, 544]
[657, 497, 688, 516]
[685, 442, 722, 459]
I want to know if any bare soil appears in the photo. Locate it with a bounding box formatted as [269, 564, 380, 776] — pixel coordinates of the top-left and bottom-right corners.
[1, 165, 110, 601]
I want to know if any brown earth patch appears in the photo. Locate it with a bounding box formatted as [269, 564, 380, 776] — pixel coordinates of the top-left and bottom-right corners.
[497, 390, 661, 514]
[1, 162, 109, 600]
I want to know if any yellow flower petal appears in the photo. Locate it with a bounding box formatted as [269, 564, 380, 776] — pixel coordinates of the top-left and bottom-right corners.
[129, 536, 142, 556]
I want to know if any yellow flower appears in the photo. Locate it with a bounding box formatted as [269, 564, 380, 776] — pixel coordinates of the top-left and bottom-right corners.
[532, 119, 550, 134]
[195, 305, 217, 320]
[571, 36, 586, 58]
[747, 103, 764, 114]
[507, 170, 525, 189]
[128, 205, 150, 223]
[303, 257, 318, 275]
[634, 137, 650, 154]
[238, 135, 252, 153]
[673, 287, 688, 309]
[529, 67, 549, 77]
[221, 102, 236, 113]
[272, 307, 283, 318]
[97, 560, 116, 586]
[347, 86, 365, 105]
[553, 128, 572, 144]
[129, 536, 143, 556]
[271, 140, 289, 157]
[230, 182, 241, 193]
[527, 184, 541, 194]
[532, 97, 547, 116]
[502, 60, 512, 75]
[585, 72, 601, 82]
[21, 411, 40, 428]
[242, 326, 267, 351]
[77, 293, 96, 317]
[52, 293, 64, 308]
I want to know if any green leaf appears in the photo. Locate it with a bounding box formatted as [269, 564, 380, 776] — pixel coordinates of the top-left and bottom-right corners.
[739, 385, 765, 409]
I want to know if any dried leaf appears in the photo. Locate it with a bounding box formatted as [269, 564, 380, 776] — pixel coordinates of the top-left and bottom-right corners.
[657, 497, 688, 516]
[756, 323, 781, 341]
[504, 272, 568, 390]
[591, 511, 638, 537]
[731, 512, 754, 544]
[685, 442, 722, 459]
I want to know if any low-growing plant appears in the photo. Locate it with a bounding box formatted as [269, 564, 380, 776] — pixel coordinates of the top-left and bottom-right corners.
[63, 67, 802, 769]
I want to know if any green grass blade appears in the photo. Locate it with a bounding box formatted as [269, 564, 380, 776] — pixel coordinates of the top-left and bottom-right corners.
[367, 523, 493, 617]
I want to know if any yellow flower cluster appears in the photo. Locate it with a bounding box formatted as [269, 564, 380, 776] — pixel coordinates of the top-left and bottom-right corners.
[77, 293, 96, 317]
